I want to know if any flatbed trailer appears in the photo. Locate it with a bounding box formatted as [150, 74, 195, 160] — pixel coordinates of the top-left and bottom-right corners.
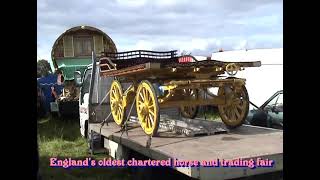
[88, 118, 283, 180]
[76, 53, 282, 180]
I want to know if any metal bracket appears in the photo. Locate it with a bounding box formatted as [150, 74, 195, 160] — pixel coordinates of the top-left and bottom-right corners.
[146, 136, 152, 148]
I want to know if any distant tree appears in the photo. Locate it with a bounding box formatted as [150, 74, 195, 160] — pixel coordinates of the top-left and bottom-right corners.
[37, 59, 52, 78]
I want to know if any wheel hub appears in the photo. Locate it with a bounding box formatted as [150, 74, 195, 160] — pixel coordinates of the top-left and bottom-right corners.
[141, 104, 149, 116]
[226, 94, 235, 106]
[113, 100, 121, 109]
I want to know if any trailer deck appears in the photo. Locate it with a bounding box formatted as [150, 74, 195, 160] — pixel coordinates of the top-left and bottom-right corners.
[89, 119, 283, 180]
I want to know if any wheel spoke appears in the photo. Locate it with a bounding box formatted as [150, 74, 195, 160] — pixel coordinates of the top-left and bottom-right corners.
[117, 112, 120, 121]
[145, 90, 150, 103]
[191, 106, 195, 112]
[138, 103, 144, 112]
[227, 108, 232, 118]
[234, 107, 240, 119]
[236, 104, 244, 111]
[233, 98, 241, 104]
[148, 104, 154, 109]
[147, 93, 152, 104]
[230, 109, 236, 120]
[148, 117, 153, 128]
[145, 115, 149, 128]
[139, 92, 145, 101]
[149, 110, 155, 116]
[142, 88, 147, 100]
[112, 89, 116, 98]
[149, 114, 154, 127]
[190, 90, 194, 96]
[115, 89, 120, 99]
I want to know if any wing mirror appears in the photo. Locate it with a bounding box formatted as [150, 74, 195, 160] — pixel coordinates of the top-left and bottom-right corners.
[74, 71, 82, 87]
[272, 106, 280, 114]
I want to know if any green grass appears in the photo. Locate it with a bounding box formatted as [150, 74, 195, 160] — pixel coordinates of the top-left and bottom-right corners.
[38, 116, 131, 180]
[198, 107, 222, 121]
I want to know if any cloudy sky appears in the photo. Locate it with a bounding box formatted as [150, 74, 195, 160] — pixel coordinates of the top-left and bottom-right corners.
[37, 0, 283, 68]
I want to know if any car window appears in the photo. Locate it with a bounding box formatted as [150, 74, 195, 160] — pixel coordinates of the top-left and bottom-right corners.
[265, 93, 283, 112]
[267, 95, 278, 106]
[276, 93, 283, 105]
[80, 69, 92, 104]
[274, 93, 283, 112]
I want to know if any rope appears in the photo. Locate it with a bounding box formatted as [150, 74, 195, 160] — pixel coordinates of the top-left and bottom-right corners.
[92, 88, 112, 136]
[97, 89, 111, 107]
[120, 98, 137, 139]
[97, 97, 138, 145]
[99, 112, 113, 135]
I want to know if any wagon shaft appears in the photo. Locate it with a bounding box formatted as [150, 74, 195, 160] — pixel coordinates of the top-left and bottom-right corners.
[159, 97, 226, 108]
[164, 78, 246, 88]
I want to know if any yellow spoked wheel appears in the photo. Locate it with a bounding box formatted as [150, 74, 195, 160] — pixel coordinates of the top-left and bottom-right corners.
[218, 84, 249, 129]
[179, 89, 199, 119]
[136, 80, 160, 136]
[110, 80, 125, 125]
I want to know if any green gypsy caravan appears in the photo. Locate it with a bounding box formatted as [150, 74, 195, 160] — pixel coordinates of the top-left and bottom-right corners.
[51, 25, 117, 117]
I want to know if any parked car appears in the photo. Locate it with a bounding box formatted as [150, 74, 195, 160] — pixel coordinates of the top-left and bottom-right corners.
[245, 90, 283, 129]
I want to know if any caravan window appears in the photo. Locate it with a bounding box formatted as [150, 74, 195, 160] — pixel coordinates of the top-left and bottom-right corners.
[74, 36, 93, 57]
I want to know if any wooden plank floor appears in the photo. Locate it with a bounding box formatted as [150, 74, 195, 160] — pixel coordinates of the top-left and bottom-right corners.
[90, 121, 283, 161]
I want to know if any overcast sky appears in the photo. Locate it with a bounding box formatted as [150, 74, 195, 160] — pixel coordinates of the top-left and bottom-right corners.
[37, 0, 283, 67]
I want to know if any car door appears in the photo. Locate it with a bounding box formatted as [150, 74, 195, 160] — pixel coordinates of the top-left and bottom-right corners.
[263, 92, 283, 129]
[79, 69, 92, 136]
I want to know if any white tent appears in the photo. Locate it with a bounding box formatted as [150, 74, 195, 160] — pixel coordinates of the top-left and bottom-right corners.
[210, 48, 283, 108]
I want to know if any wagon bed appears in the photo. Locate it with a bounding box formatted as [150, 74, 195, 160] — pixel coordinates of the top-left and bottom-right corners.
[99, 50, 261, 79]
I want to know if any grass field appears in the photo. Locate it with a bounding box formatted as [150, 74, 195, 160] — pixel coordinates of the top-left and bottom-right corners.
[37, 116, 131, 180]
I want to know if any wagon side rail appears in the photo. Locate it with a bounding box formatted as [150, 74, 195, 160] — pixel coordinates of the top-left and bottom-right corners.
[104, 50, 178, 60]
[176, 55, 261, 67]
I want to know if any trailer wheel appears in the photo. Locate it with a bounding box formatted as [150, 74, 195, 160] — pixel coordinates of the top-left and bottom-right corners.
[218, 84, 249, 129]
[136, 80, 160, 136]
[110, 80, 126, 125]
[179, 89, 199, 119]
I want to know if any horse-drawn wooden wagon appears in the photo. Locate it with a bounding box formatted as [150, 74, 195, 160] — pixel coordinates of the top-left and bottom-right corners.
[98, 50, 261, 136]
